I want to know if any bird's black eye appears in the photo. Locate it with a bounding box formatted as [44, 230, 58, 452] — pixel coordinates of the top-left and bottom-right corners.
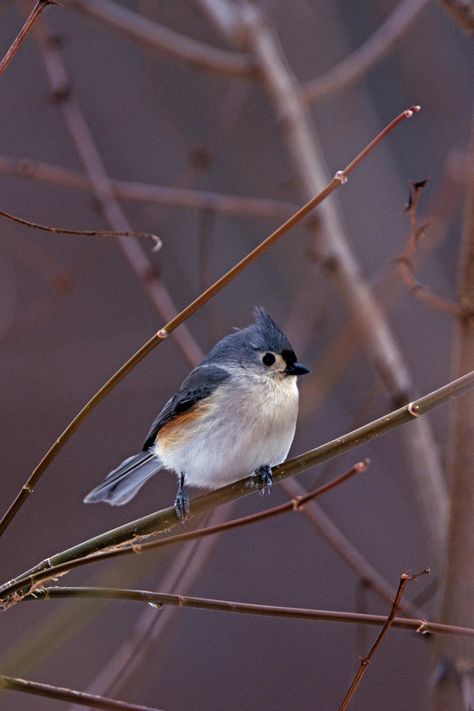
[262, 352, 276, 366]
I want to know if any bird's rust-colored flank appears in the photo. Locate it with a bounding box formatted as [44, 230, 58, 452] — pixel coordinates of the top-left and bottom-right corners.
[156, 401, 213, 450]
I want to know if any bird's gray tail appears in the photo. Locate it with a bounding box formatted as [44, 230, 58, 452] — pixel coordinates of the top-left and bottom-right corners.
[84, 451, 161, 506]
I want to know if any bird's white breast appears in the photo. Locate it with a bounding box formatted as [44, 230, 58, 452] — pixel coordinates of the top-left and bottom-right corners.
[154, 373, 299, 489]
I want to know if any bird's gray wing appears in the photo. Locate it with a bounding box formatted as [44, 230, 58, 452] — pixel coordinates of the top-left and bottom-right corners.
[142, 364, 231, 450]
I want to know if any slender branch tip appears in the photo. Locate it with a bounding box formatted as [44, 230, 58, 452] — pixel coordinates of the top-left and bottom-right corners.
[405, 105, 422, 118]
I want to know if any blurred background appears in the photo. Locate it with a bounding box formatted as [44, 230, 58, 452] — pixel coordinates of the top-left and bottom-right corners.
[0, 1, 472, 709]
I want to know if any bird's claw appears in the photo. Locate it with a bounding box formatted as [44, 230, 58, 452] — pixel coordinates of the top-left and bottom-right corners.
[256, 465, 273, 496]
[174, 490, 190, 522]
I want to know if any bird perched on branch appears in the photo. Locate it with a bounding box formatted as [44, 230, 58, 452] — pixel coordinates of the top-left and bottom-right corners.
[84, 307, 309, 520]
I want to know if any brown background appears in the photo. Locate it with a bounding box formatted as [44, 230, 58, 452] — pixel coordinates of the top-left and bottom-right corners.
[0, 1, 472, 709]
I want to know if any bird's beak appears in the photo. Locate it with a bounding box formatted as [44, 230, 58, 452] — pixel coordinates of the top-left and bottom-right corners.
[285, 362, 310, 376]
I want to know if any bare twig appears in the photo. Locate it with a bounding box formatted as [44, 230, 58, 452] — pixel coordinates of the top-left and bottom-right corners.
[0, 207, 161, 249]
[280, 477, 424, 617]
[66, 461, 367, 562]
[433, 118, 474, 711]
[0, 13, 205, 540]
[0, 0, 52, 75]
[0, 673, 164, 710]
[24, 581, 474, 640]
[439, 0, 474, 36]
[62, 0, 255, 77]
[201, 0, 447, 555]
[1, 371, 472, 605]
[0, 95, 417, 539]
[0, 156, 297, 220]
[300, 0, 430, 105]
[338, 568, 431, 711]
[1, 461, 368, 602]
[80, 508, 230, 703]
[396, 180, 462, 317]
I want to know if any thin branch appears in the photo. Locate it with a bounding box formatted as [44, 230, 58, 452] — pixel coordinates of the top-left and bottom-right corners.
[0, 674, 164, 711]
[396, 180, 462, 317]
[300, 0, 430, 105]
[1, 461, 368, 602]
[0, 101, 418, 540]
[280, 478, 424, 618]
[0, 207, 161, 249]
[1, 371, 472, 604]
[0, 0, 52, 75]
[0, 155, 297, 220]
[82, 507, 230, 702]
[204, 0, 446, 554]
[433, 116, 474, 711]
[62, 0, 255, 78]
[24, 582, 474, 640]
[0, 12, 205, 538]
[439, 0, 474, 36]
[60, 461, 367, 567]
[338, 568, 431, 711]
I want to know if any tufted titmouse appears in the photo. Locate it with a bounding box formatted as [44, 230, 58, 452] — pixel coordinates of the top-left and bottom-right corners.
[84, 307, 309, 520]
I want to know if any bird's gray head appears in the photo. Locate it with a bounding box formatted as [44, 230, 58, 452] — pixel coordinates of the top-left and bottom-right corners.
[203, 307, 309, 378]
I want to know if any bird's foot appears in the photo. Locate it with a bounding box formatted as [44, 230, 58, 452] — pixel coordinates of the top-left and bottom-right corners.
[256, 464, 273, 496]
[174, 480, 190, 523]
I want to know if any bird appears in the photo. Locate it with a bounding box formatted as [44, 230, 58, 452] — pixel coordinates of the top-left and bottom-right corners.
[84, 307, 309, 520]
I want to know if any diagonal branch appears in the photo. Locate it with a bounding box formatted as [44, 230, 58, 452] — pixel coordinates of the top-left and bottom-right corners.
[300, 0, 431, 105]
[199, 0, 447, 555]
[439, 0, 474, 36]
[0, 673, 164, 711]
[0, 90, 418, 539]
[62, 0, 255, 78]
[0, 0, 52, 75]
[280, 477, 425, 617]
[338, 568, 431, 711]
[1, 370, 472, 604]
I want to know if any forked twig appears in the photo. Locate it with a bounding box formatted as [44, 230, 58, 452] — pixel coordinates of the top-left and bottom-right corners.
[338, 568, 431, 711]
[396, 180, 462, 317]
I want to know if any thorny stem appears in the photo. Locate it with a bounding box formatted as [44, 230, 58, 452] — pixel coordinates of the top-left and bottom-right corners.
[0, 370, 472, 604]
[0, 106, 420, 540]
[0, 0, 51, 75]
[338, 568, 431, 711]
